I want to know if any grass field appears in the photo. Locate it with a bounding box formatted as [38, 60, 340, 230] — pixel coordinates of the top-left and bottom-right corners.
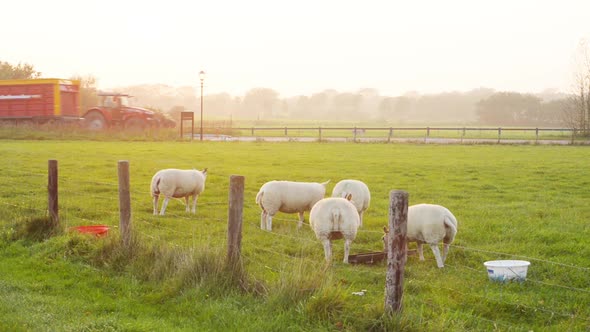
[1, 140, 589, 331]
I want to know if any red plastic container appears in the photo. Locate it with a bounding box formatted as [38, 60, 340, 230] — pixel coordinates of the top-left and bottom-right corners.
[70, 225, 110, 237]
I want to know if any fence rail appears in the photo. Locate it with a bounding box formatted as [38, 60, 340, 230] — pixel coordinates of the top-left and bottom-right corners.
[193, 126, 587, 144]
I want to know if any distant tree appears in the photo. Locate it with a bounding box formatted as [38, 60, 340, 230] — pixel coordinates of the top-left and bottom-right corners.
[378, 97, 396, 120]
[168, 105, 187, 123]
[0, 61, 41, 79]
[476, 92, 542, 126]
[357, 88, 380, 119]
[242, 88, 279, 119]
[332, 92, 362, 120]
[308, 91, 333, 119]
[288, 95, 310, 119]
[538, 99, 567, 126]
[70, 74, 99, 113]
[205, 93, 236, 118]
[564, 38, 590, 134]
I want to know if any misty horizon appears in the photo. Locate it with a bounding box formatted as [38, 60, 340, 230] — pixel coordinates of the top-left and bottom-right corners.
[3, 0, 589, 99]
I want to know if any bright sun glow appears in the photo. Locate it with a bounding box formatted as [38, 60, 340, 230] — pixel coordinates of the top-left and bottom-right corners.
[2, 0, 590, 97]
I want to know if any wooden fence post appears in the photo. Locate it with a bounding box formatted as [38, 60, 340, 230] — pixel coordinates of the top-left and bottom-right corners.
[227, 175, 244, 264]
[118, 161, 131, 247]
[48, 160, 59, 226]
[498, 127, 502, 143]
[388, 127, 393, 143]
[384, 190, 409, 314]
[319, 126, 322, 141]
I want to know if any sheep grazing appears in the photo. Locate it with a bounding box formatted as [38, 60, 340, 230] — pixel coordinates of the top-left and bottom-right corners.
[150, 168, 208, 216]
[256, 180, 329, 231]
[331, 179, 370, 227]
[383, 203, 458, 268]
[309, 194, 361, 263]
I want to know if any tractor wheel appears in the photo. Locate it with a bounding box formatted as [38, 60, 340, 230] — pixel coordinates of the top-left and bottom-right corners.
[125, 118, 146, 131]
[84, 112, 107, 130]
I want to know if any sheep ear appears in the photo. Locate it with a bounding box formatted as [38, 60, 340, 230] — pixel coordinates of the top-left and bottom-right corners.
[345, 193, 352, 201]
[202, 168, 208, 176]
[321, 180, 330, 187]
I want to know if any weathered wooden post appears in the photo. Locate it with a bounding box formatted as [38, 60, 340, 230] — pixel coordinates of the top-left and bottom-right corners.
[384, 190, 409, 314]
[227, 175, 244, 264]
[319, 126, 322, 141]
[284, 126, 288, 136]
[118, 160, 131, 247]
[353, 126, 357, 142]
[497, 127, 502, 143]
[535, 128, 539, 143]
[388, 127, 393, 143]
[48, 160, 58, 226]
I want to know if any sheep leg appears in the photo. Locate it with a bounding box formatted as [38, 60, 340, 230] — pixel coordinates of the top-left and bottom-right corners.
[191, 195, 198, 214]
[442, 242, 450, 262]
[429, 244, 445, 268]
[184, 197, 190, 213]
[321, 238, 332, 262]
[267, 214, 273, 231]
[343, 238, 352, 263]
[297, 212, 305, 228]
[417, 243, 425, 260]
[260, 211, 267, 230]
[152, 194, 159, 215]
[160, 197, 170, 215]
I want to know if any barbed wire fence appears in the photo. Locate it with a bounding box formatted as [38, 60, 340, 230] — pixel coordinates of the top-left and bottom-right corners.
[1, 160, 588, 330]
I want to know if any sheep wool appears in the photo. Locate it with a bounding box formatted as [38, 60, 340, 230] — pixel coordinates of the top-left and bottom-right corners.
[151, 168, 208, 216]
[256, 180, 329, 231]
[309, 196, 361, 263]
[384, 203, 458, 268]
[331, 179, 370, 227]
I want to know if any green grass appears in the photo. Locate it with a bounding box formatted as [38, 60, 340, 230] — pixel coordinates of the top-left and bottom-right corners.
[1, 140, 589, 331]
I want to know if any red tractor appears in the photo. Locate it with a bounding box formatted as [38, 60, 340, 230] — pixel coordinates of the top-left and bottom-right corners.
[83, 93, 175, 130]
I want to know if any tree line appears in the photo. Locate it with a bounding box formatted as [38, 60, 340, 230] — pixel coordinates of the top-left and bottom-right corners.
[1, 57, 588, 130]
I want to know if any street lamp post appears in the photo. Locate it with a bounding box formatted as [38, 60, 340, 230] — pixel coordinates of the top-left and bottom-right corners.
[199, 70, 205, 141]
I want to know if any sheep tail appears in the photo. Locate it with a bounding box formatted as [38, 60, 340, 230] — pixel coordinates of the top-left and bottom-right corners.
[443, 214, 458, 236]
[330, 207, 342, 231]
[255, 190, 264, 209]
[152, 177, 161, 195]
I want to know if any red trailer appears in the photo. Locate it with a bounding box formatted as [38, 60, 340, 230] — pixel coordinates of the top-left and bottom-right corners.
[0, 78, 80, 123]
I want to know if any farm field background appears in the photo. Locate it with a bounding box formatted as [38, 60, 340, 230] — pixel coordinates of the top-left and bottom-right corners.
[0, 140, 589, 331]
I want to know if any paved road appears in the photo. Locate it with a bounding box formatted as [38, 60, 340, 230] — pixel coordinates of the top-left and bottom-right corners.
[196, 134, 584, 145]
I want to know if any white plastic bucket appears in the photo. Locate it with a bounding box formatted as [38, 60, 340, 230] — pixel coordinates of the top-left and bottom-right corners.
[484, 260, 530, 282]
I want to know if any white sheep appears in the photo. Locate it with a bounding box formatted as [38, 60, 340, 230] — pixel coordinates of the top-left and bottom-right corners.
[383, 203, 458, 268]
[309, 194, 361, 263]
[331, 179, 370, 227]
[256, 180, 329, 231]
[150, 168, 208, 216]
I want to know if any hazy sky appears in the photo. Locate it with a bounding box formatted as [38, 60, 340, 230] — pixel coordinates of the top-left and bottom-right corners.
[2, 0, 589, 97]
